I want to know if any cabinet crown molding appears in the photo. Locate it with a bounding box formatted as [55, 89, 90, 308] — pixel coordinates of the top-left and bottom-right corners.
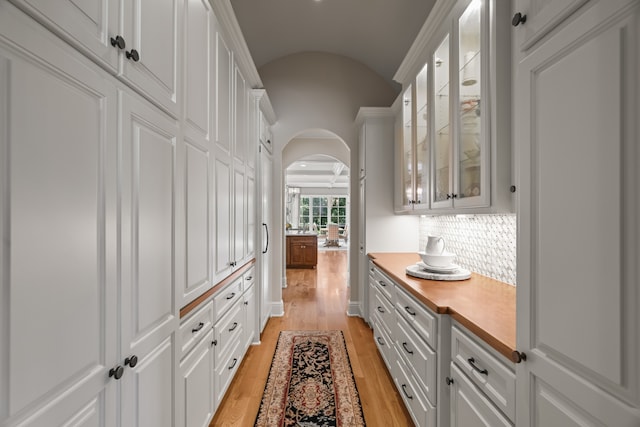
[355, 107, 394, 126]
[251, 89, 277, 125]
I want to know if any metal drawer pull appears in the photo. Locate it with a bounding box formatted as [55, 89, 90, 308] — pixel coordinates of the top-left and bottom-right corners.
[468, 357, 488, 375]
[446, 377, 454, 385]
[402, 342, 414, 355]
[379, 281, 386, 287]
[404, 306, 416, 316]
[376, 337, 385, 346]
[377, 306, 385, 313]
[401, 384, 413, 400]
[191, 322, 204, 333]
[228, 322, 238, 332]
[245, 276, 253, 280]
[228, 358, 237, 370]
[226, 292, 236, 300]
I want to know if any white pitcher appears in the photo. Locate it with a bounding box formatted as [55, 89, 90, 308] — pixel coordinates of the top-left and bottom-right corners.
[425, 235, 445, 254]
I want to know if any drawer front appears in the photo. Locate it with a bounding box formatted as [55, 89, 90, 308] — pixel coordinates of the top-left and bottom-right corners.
[213, 301, 243, 366]
[215, 339, 242, 407]
[213, 277, 243, 320]
[394, 347, 437, 427]
[451, 325, 516, 422]
[372, 315, 394, 369]
[372, 268, 395, 302]
[242, 266, 255, 291]
[396, 286, 438, 350]
[396, 312, 437, 405]
[450, 363, 512, 427]
[179, 300, 214, 360]
[373, 291, 395, 336]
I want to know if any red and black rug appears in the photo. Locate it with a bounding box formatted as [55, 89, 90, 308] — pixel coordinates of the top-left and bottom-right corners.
[254, 330, 366, 426]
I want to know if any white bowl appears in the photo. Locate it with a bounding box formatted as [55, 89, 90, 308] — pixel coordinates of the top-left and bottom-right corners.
[419, 251, 456, 267]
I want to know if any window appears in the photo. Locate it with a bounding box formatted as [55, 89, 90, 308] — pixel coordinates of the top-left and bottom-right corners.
[299, 196, 347, 228]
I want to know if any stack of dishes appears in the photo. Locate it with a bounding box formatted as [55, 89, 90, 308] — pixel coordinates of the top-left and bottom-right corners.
[406, 239, 471, 280]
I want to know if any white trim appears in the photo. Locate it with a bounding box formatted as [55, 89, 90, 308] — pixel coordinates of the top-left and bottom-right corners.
[346, 301, 362, 317]
[270, 300, 285, 317]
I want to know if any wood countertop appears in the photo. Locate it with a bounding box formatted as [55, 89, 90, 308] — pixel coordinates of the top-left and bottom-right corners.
[368, 252, 516, 361]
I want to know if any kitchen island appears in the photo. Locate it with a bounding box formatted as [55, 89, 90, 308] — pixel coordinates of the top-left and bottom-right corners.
[286, 233, 318, 268]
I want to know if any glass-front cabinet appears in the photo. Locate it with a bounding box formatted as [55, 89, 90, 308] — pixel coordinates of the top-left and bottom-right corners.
[400, 85, 414, 208]
[395, 0, 512, 214]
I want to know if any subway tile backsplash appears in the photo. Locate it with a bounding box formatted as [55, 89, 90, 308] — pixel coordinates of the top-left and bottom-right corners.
[419, 214, 516, 286]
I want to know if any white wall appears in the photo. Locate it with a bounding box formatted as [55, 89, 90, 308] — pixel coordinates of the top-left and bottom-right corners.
[260, 52, 396, 307]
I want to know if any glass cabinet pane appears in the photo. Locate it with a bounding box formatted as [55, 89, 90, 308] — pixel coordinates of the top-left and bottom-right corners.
[458, 0, 482, 199]
[433, 36, 450, 203]
[415, 64, 428, 205]
[402, 85, 413, 206]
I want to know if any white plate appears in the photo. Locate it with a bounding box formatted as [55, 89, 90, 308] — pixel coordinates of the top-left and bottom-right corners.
[418, 261, 460, 273]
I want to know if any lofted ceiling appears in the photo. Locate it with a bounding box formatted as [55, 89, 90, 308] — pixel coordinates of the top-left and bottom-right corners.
[230, 0, 436, 189]
[230, 0, 436, 91]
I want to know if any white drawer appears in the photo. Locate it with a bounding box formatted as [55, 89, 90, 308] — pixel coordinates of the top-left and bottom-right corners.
[451, 324, 516, 422]
[372, 267, 395, 303]
[396, 285, 438, 350]
[372, 314, 394, 369]
[214, 338, 242, 407]
[394, 347, 437, 427]
[396, 312, 437, 406]
[242, 266, 255, 290]
[213, 301, 243, 366]
[213, 277, 243, 320]
[373, 291, 395, 337]
[179, 300, 214, 360]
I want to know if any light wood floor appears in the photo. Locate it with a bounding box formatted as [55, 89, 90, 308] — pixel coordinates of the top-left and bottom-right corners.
[210, 250, 413, 426]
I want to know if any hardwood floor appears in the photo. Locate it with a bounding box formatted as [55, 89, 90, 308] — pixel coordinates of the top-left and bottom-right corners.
[210, 250, 414, 426]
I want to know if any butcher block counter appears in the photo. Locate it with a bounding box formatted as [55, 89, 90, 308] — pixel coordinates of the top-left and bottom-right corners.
[368, 252, 516, 360]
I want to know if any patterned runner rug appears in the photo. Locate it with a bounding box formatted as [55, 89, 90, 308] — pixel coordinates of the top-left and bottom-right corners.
[254, 330, 366, 426]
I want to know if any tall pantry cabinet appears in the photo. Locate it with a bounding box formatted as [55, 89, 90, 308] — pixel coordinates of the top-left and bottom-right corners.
[0, 1, 261, 426]
[514, 0, 640, 425]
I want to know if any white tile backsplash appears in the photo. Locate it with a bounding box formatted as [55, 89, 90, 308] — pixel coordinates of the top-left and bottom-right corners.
[419, 214, 516, 285]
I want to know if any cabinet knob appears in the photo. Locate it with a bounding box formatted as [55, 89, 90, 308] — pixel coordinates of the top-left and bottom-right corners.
[446, 377, 454, 385]
[511, 350, 527, 363]
[110, 35, 126, 50]
[211, 339, 218, 347]
[126, 49, 140, 62]
[512, 12, 527, 27]
[446, 193, 452, 199]
[109, 365, 124, 380]
[124, 355, 138, 368]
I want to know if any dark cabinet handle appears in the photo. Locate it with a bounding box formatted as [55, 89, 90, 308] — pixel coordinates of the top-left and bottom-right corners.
[262, 223, 269, 254]
[109, 365, 124, 380]
[125, 49, 140, 62]
[511, 350, 527, 363]
[446, 377, 454, 385]
[228, 358, 237, 370]
[110, 35, 126, 50]
[468, 357, 488, 375]
[376, 337, 384, 346]
[124, 355, 138, 368]
[226, 292, 236, 300]
[447, 193, 452, 199]
[512, 12, 527, 27]
[377, 306, 385, 313]
[245, 276, 253, 281]
[404, 306, 416, 316]
[244, 301, 248, 305]
[192, 322, 204, 333]
[228, 322, 238, 332]
[379, 281, 386, 287]
[229, 261, 237, 267]
[212, 339, 218, 347]
[402, 342, 414, 355]
[401, 384, 413, 399]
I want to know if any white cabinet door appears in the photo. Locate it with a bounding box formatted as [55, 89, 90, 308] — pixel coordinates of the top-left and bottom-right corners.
[213, 152, 233, 281]
[234, 64, 247, 166]
[259, 147, 273, 330]
[233, 168, 246, 265]
[514, 0, 589, 50]
[119, 91, 179, 427]
[515, 2, 640, 426]
[215, 26, 232, 156]
[0, 5, 117, 426]
[243, 284, 257, 350]
[182, 0, 212, 142]
[246, 172, 255, 260]
[180, 330, 215, 427]
[122, 0, 181, 117]
[8, 0, 121, 72]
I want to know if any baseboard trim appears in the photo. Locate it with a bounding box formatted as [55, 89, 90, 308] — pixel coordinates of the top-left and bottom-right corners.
[347, 301, 362, 317]
[270, 300, 284, 317]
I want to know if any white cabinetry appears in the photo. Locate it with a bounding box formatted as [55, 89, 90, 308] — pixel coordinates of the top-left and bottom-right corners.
[0, 7, 118, 426]
[514, 0, 640, 425]
[10, 0, 182, 117]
